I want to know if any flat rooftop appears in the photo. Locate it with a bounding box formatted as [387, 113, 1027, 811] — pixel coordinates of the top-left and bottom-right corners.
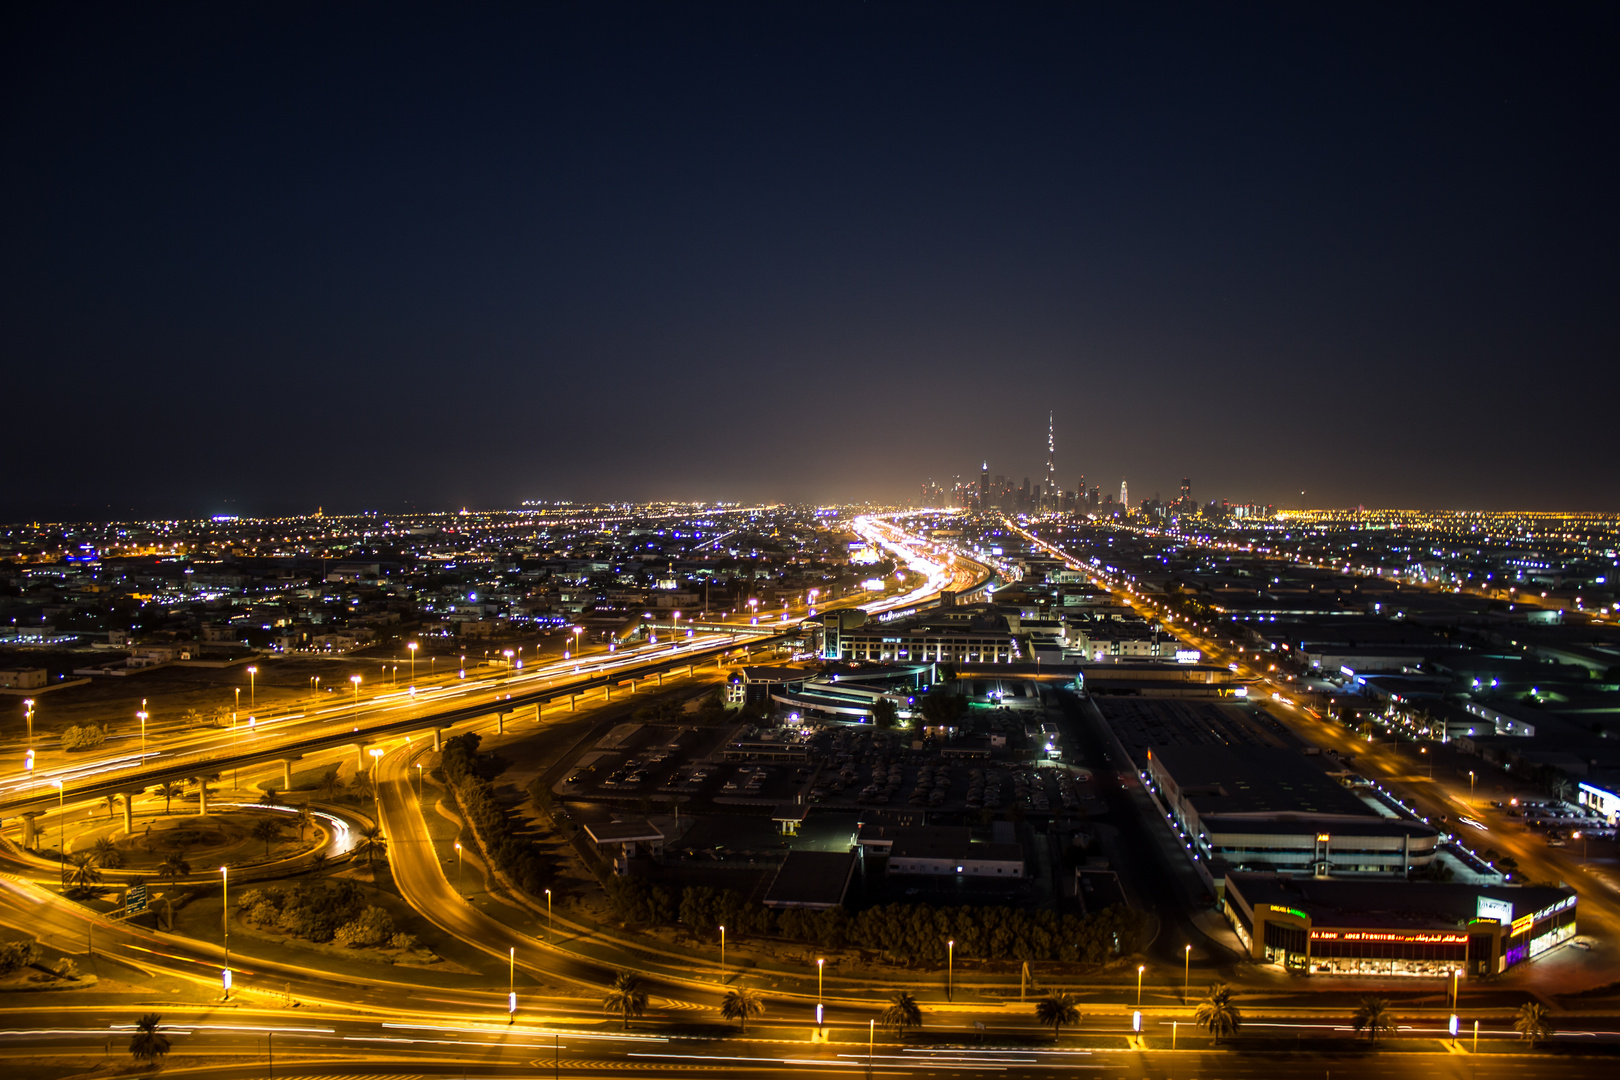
[1227, 871, 1573, 930]
[1154, 745, 1375, 819]
[762, 850, 857, 910]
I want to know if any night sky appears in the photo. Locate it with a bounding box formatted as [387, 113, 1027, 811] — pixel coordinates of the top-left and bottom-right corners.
[4, 3, 1616, 519]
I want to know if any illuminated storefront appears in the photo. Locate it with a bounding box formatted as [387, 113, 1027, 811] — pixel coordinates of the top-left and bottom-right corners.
[1224, 872, 1576, 979]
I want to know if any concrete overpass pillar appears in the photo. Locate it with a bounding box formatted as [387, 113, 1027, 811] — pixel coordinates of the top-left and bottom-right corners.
[657, 671, 664, 686]
[281, 760, 295, 788]
[20, 812, 40, 849]
[197, 785, 209, 816]
[496, 712, 506, 735]
[570, 695, 577, 712]
[605, 686, 612, 702]
[355, 744, 370, 772]
[122, 793, 135, 834]
[432, 728, 442, 751]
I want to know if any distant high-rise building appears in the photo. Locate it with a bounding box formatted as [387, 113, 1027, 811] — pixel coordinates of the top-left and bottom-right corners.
[1180, 477, 1191, 503]
[1046, 412, 1056, 509]
[1120, 479, 1129, 509]
[979, 461, 989, 510]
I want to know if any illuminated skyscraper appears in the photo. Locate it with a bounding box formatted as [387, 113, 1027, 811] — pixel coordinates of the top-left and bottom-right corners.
[1120, 478, 1129, 509]
[1046, 412, 1056, 510]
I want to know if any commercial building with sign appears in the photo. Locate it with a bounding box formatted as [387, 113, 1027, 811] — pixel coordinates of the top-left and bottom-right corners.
[1224, 872, 1577, 978]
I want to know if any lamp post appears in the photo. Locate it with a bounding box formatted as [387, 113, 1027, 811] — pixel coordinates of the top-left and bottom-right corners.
[572, 626, 583, 659]
[53, 780, 64, 885]
[407, 642, 418, 688]
[508, 946, 516, 1024]
[455, 842, 463, 895]
[1184, 944, 1191, 1004]
[234, 687, 241, 729]
[25, 750, 34, 795]
[545, 888, 553, 940]
[415, 763, 423, 800]
[368, 747, 384, 833]
[247, 666, 257, 709]
[1136, 964, 1145, 1009]
[137, 709, 149, 765]
[947, 939, 955, 1001]
[817, 957, 825, 1028]
[24, 698, 35, 745]
[1469, 770, 1476, 804]
[221, 865, 231, 1000]
[351, 675, 362, 723]
[718, 924, 725, 980]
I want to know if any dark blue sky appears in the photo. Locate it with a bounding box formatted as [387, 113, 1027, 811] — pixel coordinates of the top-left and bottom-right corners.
[4, 2, 1616, 518]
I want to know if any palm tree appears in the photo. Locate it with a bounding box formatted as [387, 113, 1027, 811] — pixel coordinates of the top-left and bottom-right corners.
[154, 782, 184, 815]
[1352, 996, 1396, 1041]
[1514, 1001, 1553, 1043]
[1193, 983, 1242, 1044]
[249, 818, 282, 857]
[319, 765, 343, 802]
[308, 851, 328, 875]
[720, 987, 765, 1032]
[603, 971, 649, 1029]
[1034, 991, 1080, 1038]
[293, 806, 315, 841]
[158, 854, 190, 884]
[128, 1013, 171, 1062]
[66, 853, 103, 896]
[261, 787, 281, 807]
[93, 836, 126, 869]
[880, 990, 923, 1034]
[355, 823, 385, 867]
[348, 771, 374, 802]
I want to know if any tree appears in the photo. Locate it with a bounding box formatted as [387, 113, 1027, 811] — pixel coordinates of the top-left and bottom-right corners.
[319, 766, 343, 802]
[1352, 997, 1396, 1041]
[1193, 983, 1242, 1044]
[0, 937, 41, 974]
[309, 851, 328, 875]
[355, 823, 385, 867]
[249, 818, 282, 857]
[154, 782, 184, 815]
[870, 698, 900, 729]
[158, 854, 190, 883]
[93, 836, 126, 869]
[293, 806, 315, 841]
[880, 990, 923, 1034]
[918, 688, 967, 728]
[128, 1013, 171, 1063]
[1034, 991, 1080, 1038]
[261, 787, 281, 807]
[720, 987, 765, 1032]
[349, 771, 375, 802]
[334, 905, 396, 948]
[66, 852, 104, 896]
[1514, 1001, 1553, 1043]
[603, 971, 648, 1029]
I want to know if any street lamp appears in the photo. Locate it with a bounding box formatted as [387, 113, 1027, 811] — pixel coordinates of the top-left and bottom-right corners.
[415, 763, 423, 800]
[234, 687, 241, 729]
[509, 946, 516, 1024]
[137, 709, 149, 765]
[1136, 964, 1145, 1009]
[25, 749, 34, 795]
[817, 957, 825, 1029]
[571, 626, 583, 658]
[407, 642, 418, 688]
[53, 780, 64, 885]
[247, 666, 258, 709]
[23, 698, 34, 745]
[351, 675, 362, 722]
[947, 939, 955, 1001]
[455, 841, 463, 895]
[718, 924, 725, 980]
[1184, 944, 1191, 1004]
[545, 888, 553, 939]
[1469, 770, 1476, 804]
[368, 748, 385, 835]
[221, 865, 231, 1000]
